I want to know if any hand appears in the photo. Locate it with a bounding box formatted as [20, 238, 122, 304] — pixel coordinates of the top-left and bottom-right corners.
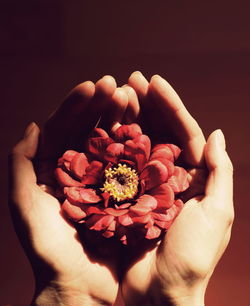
[120, 72, 234, 306]
[8, 76, 129, 306]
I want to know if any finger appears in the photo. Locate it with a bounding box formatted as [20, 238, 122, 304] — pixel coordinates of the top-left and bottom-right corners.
[122, 85, 140, 124]
[9, 122, 40, 204]
[148, 75, 206, 166]
[203, 130, 234, 218]
[98, 87, 128, 132]
[128, 71, 149, 98]
[128, 71, 156, 135]
[42, 76, 117, 157]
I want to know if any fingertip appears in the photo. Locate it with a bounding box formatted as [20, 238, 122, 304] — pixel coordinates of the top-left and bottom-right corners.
[112, 87, 128, 109]
[96, 75, 117, 96]
[128, 71, 148, 97]
[205, 129, 233, 172]
[72, 81, 96, 99]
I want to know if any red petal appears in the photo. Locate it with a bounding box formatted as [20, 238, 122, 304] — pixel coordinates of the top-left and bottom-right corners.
[154, 220, 171, 229]
[140, 160, 168, 190]
[167, 166, 189, 193]
[151, 145, 174, 162]
[62, 199, 86, 222]
[104, 143, 124, 163]
[70, 153, 89, 179]
[149, 183, 175, 209]
[115, 203, 131, 209]
[151, 212, 174, 221]
[133, 135, 151, 160]
[55, 168, 82, 187]
[104, 207, 128, 217]
[118, 214, 133, 226]
[166, 144, 181, 160]
[114, 123, 142, 142]
[81, 161, 103, 185]
[90, 128, 109, 138]
[150, 146, 175, 177]
[85, 206, 105, 215]
[154, 199, 184, 229]
[58, 150, 78, 170]
[129, 195, 157, 216]
[145, 225, 161, 239]
[131, 213, 152, 224]
[102, 231, 115, 238]
[118, 159, 136, 168]
[89, 215, 114, 231]
[80, 188, 101, 203]
[101, 192, 110, 208]
[107, 219, 117, 231]
[64, 186, 83, 203]
[87, 137, 114, 159]
[124, 140, 147, 172]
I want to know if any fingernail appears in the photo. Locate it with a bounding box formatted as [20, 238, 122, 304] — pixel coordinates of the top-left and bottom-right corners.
[215, 129, 226, 150]
[24, 122, 36, 138]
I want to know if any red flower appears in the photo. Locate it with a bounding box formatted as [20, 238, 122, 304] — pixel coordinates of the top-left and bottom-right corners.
[55, 124, 189, 245]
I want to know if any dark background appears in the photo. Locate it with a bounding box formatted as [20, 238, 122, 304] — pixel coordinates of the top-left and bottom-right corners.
[1, 1, 250, 305]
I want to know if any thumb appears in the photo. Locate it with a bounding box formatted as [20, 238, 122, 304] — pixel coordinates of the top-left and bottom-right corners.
[203, 129, 234, 217]
[9, 122, 40, 202]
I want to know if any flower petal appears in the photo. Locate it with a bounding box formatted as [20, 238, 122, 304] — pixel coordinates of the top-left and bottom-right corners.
[115, 203, 131, 209]
[129, 195, 157, 216]
[79, 188, 101, 203]
[145, 225, 161, 239]
[55, 168, 82, 187]
[151, 145, 174, 162]
[64, 186, 83, 203]
[114, 123, 142, 142]
[81, 161, 103, 185]
[104, 207, 129, 217]
[149, 183, 175, 209]
[102, 231, 115, 238]
[131, 213, 152, 224]
[140, 160, 168, 190]
[167, 166, 189, 193]
[61, 199, 86, 222]
[153, 199, 184, 229]
[90, 128, 109, 138]
[104, 143, 124, 163]
[88, 215, 115, 231]
[166, 144, 181, 160]
[87, 137, 114, 159]
[118, 214, 133, 226]
[85, 206, 105, 215]
[124, 140, 147, 172]
[70, 153, 89, 179]
[58, 150, 78, 170]
[133, 135, 151, 161]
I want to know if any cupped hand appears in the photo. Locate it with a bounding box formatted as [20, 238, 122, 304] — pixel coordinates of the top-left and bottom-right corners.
[120, 72, 234, 306]
[9, 76, 129, 306]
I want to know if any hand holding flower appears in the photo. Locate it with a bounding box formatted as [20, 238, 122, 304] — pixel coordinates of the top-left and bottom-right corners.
[9, 76, 129, 306]
[120, 73, 234, 306]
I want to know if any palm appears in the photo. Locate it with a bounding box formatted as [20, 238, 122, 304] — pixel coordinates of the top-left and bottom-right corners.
[26, 186, 119, 299]
[10, 77, 127, 304]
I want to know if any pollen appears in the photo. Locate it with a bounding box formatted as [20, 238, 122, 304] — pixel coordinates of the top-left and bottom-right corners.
[101, 163, 139, 202]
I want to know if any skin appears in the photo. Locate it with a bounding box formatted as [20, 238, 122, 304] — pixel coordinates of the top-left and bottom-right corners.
[9, 76, 129, 306]
[120, 72, 234, 306]
[8, 72, 234, 306]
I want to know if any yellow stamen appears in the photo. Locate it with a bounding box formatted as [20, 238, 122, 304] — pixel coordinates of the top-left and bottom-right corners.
[101, 164, 139, 202]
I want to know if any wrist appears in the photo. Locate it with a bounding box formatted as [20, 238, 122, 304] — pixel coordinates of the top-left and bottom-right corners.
[31, 281, 87, 306]
[163, 283, 206, 306]
[31, 279, 106, 306]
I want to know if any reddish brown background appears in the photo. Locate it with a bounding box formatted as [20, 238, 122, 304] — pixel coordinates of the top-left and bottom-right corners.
[1, 1, 250, 305]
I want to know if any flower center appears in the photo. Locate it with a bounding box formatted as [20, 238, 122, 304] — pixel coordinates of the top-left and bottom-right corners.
[101, 163, 139, 202]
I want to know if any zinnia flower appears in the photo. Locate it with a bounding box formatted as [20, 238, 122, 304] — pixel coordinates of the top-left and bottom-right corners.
[55, 124, 189, 245]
